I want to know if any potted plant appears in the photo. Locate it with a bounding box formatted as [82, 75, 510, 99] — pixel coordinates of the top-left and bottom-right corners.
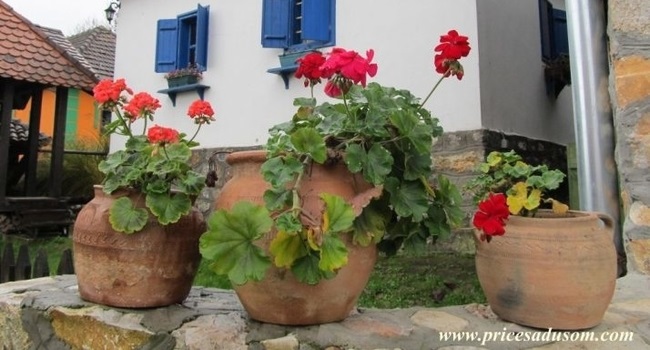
[72, 78, 215, 308]
[466, 150, 617, 330]
[164, 64, 203, 88]
[199, 30, 470, 325]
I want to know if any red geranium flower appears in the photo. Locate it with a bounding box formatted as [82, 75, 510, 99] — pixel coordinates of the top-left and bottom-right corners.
[320, 48, 378, 95]
[434, 30, 471, 80]
[123, 92, 161, 121]
[147, 125, 180, 145]
[93, 78, 133, 105]
[435, 30, 471, 60]
[295, 52, 326, 87]
[187, 100, 215, 125]
[473, 193, 510, 241]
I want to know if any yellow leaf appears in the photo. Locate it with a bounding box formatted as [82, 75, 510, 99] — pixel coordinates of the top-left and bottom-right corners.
[524, 189, 541, 211]
[550, 198, 569, 214]
[306, 227, 323, 251]
[506, 182, 528, 215]
[322, 210, 330, 233]
[269, 231, 307, 268]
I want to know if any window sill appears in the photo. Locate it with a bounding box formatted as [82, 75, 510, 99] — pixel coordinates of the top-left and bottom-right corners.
[157, 84, 210, 106]
[267, 65, 298, 89]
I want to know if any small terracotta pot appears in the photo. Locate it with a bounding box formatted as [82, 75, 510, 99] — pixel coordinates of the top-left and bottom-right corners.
[73, 186, 205, 308]
[474, 210, 617, 330]
[215, 150, 379, 325]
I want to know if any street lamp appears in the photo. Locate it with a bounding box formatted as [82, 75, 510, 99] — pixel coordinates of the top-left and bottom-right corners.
[104, 1, 121, 24]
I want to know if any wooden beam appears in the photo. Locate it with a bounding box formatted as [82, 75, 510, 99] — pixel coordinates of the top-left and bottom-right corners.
[49, 87, 68, 198]
[0, 81, 15, 203]
[25, 88, 43, 196]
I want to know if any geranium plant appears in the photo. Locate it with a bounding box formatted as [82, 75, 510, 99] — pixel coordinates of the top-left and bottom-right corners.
[200, 30, 470, 285]
[465, 150, 568, 242]
[163, 64, 203, 80]
[94, 79, 215, 234]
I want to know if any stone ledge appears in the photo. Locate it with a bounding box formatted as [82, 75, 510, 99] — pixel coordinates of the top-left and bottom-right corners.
[1, 275, 649, 350]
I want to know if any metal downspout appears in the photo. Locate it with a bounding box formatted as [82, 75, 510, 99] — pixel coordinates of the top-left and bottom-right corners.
[565, 0, 625, 275]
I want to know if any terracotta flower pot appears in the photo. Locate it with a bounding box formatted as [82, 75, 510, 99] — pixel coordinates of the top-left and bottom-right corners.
[474, 210, 617, 330]
[214, 150, 378, 325]
[73, 185, 205, 308]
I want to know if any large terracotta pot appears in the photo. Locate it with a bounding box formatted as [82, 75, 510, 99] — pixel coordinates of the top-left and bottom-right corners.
[73, 186, 205, 308]
[474, 210, 617, 330]
[215, 150, 378, 325]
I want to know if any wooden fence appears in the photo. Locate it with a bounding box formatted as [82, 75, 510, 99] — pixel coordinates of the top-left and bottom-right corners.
[0, 242, 74, 283]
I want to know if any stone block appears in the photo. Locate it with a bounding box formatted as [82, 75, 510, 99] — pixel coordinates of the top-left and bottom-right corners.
[627, 238, 650, 274]
[613, 56, 650, 109]
[609, 0, 650, 36]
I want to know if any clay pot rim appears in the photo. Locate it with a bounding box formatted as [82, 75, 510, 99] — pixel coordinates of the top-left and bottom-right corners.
[508, 209, 597, 223]
[226, 150, 267, 165]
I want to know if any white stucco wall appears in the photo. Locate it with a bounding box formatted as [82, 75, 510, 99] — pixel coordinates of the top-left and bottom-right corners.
[112, 0, 481, 150]
[476, 0, 574, 145]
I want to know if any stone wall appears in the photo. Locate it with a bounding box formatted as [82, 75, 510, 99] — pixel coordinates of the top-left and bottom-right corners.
[608, 0, 650, 274]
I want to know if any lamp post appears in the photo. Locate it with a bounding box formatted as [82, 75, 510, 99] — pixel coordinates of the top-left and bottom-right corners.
[104, 1, 121, 24]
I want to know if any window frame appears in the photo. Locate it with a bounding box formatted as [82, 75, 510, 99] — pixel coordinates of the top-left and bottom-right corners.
[261, 0, 336, 52]
[155, 4, 210, 73]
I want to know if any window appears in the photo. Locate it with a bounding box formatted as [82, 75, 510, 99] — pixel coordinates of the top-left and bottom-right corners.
[538, 0, 568, 62]
[155, 4, 209, 73]
[261, 0, 335, 51]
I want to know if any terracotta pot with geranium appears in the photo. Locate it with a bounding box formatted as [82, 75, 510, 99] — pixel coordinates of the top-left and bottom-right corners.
[72, 79, 215, 308]
[199, 30, 470, 325]
[466, 150, 617, 330]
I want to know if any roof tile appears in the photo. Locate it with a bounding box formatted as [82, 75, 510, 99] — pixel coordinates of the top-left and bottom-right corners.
[0, 1, 98, 90]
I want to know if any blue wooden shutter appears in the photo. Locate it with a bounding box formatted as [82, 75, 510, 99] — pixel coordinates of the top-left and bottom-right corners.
[538, 0, 553, 62]
[261, 0, 291, 48]
[196, 4, 210, 69]
[552, 9, 568, 56]
[155, 19, 178, 72]
[302, 0, 333, 42]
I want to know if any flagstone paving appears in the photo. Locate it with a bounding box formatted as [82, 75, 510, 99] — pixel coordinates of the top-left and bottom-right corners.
[0, 273, 648, 349]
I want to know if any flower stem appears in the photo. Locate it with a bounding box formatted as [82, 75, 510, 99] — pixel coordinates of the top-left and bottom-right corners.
[418, 73, 447, 109]
[188, 123, 203, 143]
[114, 109, 133, 138]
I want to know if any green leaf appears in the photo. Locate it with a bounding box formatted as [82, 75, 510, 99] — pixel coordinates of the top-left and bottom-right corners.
[125, 135, 149, 152]
[146, 193, 192, 225]
[108, 197, 148, 234]
[403, 153, 432, 181]
[321, 194, 355, 233]
[401, 224, 428, 255]
[161, 143, 192, 162]
[529, 170, 566, 191]
[269, 231, 308, 268]
[98, 151, 130, 174]
[290, 127, 327, 163]
[228, 245, 271, 285]
[384, 178, 429, 221]
[199, 202, 273, 284]
[352, 204, 386, 246]
[178, 170, 206, 195]
[318, 234, 348, 273]
[425, 206, 452, 239]
[263, 188, 292, 210]
[293, 97, 317, 107]
[291, 253, 328, 285]
[344, 144, 365, 173]
[261, 156, 303, 188]
[363, 144, 393, 185]
[389, 110, 432, 154]
[275, 212, 303, 233]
